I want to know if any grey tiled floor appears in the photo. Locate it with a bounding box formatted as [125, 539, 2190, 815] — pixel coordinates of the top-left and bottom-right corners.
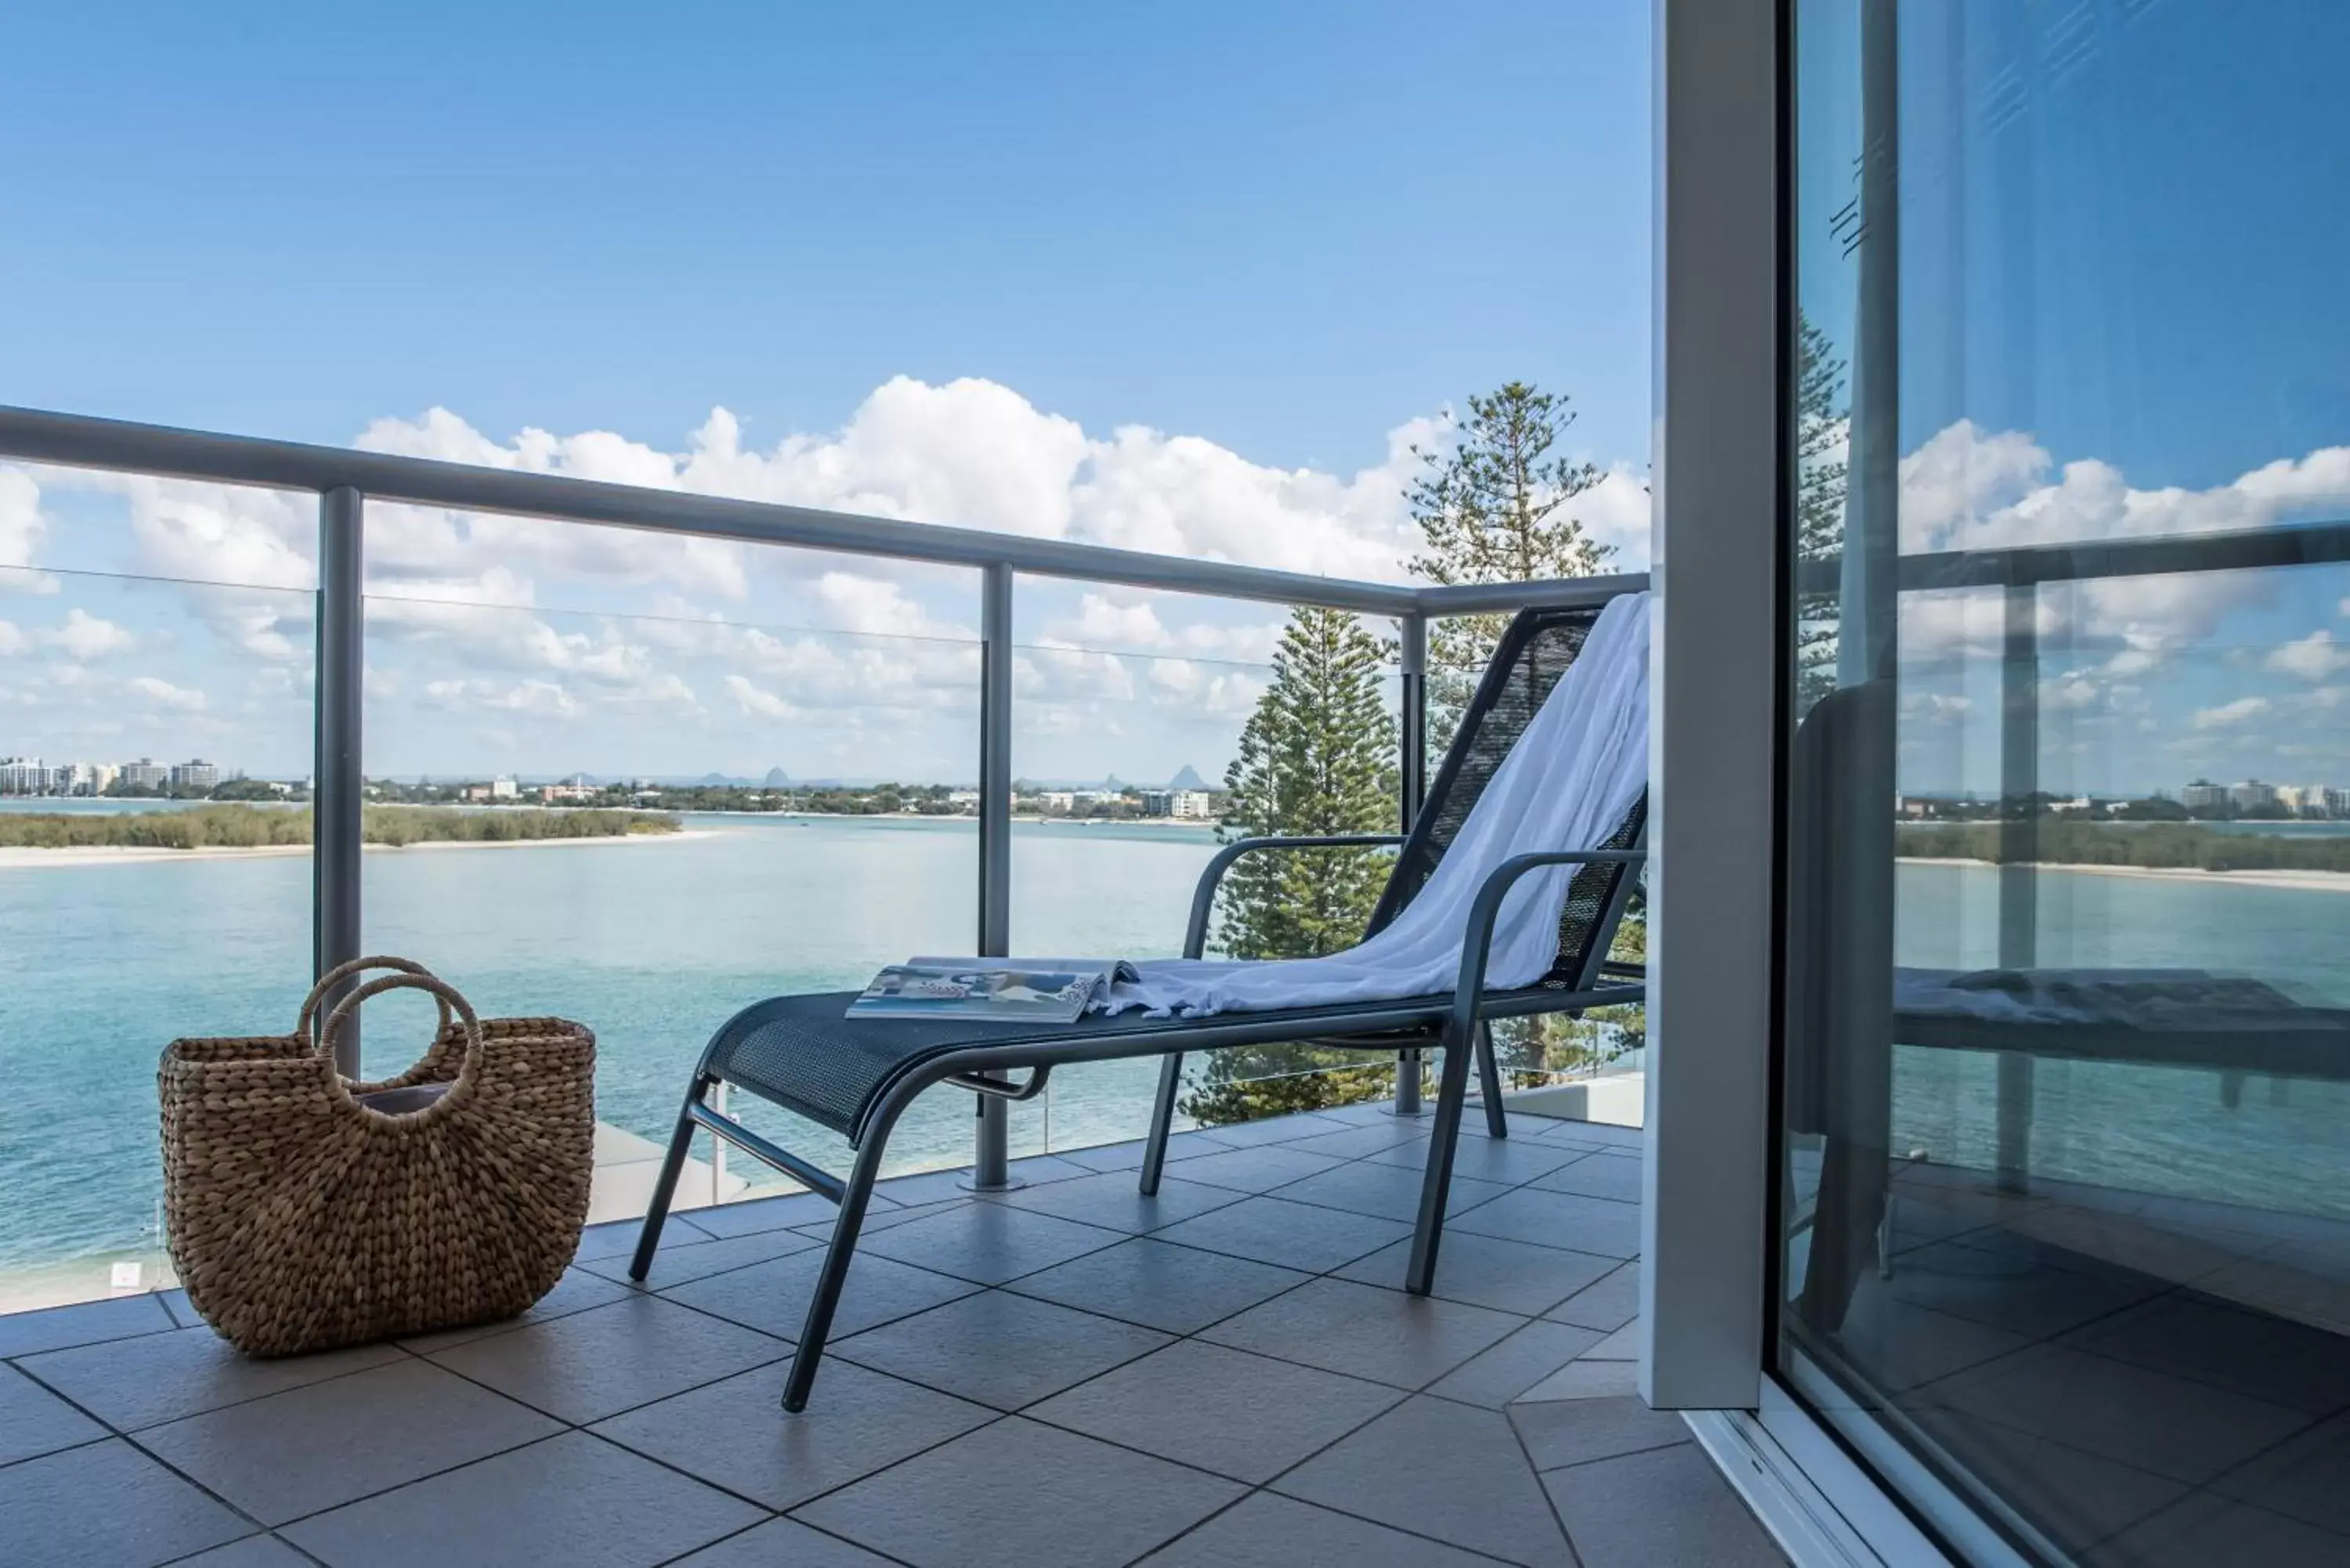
[0, 1108, 1784, 1568]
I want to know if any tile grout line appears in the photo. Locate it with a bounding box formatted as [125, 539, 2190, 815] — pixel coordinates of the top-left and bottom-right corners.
[1502, 1381, 1592, 1568]
[3, 1110, 1629, 1567]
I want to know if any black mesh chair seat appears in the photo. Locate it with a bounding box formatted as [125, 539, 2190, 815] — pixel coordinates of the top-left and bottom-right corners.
[708, 987, 1569, 1145]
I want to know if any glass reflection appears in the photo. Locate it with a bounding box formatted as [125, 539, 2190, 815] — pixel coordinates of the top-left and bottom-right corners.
[1781, 2, 2350, 1563]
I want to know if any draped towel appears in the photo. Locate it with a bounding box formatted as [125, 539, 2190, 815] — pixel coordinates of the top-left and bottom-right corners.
[1094, 591, 1651, 1017]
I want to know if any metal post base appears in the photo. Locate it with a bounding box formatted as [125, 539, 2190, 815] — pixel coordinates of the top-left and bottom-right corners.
[956, 1169, 1028, 1194]
[1382, 1101, 1434, 1118]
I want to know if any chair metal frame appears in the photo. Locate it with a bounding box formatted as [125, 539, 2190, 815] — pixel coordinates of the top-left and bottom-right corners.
[629, 605, 1649, 1411]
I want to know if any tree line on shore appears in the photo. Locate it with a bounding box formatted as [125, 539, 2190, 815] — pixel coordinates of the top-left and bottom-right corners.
[0, 804, 679, 850]
[1896, 819, 2350, 873]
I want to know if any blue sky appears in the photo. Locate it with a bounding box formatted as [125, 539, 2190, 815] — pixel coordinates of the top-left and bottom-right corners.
[0, 1, 1650, 475]
[9, 2, 2346, 798]
[0, 2, 1654, 784]
[1795, 0, 2350, 798]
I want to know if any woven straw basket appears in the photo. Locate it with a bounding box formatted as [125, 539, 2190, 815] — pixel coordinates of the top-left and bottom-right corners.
[159, 957, 596, 1356]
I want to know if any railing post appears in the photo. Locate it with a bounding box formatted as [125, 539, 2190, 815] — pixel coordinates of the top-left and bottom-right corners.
[967, 561, 1021, 1190]
[314, 486, 365, 1077]
[1995, 581, 2039, 1192]
[1393, 613, 1430, 1116]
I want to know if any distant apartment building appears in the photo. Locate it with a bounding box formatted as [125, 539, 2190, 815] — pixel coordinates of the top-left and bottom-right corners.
[2179, 779, 2228, 812]
[1039, 791, 1076, 812]
[1140, 788, 1213, 820]
[120, 758, 170, 790]
[2229, 779, 2279, 811]
[490, 775, 519, 799]
[170, 760, 220, 791]
[539, 782, 596, 803]
[0, 757, 49, 794]
[2280, 783, 2347, 818]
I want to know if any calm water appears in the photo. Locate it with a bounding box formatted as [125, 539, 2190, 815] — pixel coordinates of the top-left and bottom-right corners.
[2, 814, 2347, 1284]
[0, 814, 1220, 1283]
[1892, 860, 2350, 1219]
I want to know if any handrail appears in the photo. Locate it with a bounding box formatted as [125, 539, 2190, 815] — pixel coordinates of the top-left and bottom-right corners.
[0, 397, 1655, 1172]
[0, 403, 1646, 617]
[1788, 515, 2350, 596]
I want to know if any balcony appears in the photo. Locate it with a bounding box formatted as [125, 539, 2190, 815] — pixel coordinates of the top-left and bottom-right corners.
[0, 1103, 1785, 1568]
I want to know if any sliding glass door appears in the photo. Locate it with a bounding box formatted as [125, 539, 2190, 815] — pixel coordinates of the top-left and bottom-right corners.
[1777, 2, 2350, 1562]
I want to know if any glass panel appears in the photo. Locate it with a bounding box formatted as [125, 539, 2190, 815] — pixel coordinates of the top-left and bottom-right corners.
[1780, 5, 2350, 1563]
[1010, 594, 1407, 1150]
[361, 568, 986, 1201]
[0, 468, 318, 1313]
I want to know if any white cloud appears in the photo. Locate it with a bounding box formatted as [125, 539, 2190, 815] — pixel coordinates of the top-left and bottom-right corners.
[1899, 421, 2350, 556]
[44, 608, 136, 659]
[0, 469, 47, 570]
[128, 675, 207, 712]
[424, 677, 581, 717]
[2193, 695, 2270, 729]
[6, 378, 1666, 776]
[724, 674, 802, 721]
[2265, 629, 2350, 682]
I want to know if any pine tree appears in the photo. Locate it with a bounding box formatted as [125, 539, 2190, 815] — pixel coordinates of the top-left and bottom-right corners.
[1793, 313, 1851, 718]
[1180, 607, 1401, 1123]
[1404, 381, 1659, 1086]
[1407, 382, 1615, 738]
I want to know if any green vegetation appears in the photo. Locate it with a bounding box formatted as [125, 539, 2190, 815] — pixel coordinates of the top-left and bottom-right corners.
[1791, 313, 1851, 718]
[0, 804, 679, 850]
[1896, 820, 2350, 873]
[1402, 381, 1644, 1087]
[1406, 381, 1616, 739]
[1181, 608, 1402, 1126]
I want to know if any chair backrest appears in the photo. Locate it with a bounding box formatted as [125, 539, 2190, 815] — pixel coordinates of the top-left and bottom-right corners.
[1365, 602, 1647, 992]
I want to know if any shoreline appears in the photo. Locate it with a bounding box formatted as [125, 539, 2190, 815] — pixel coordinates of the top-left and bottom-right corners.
[1903, 855, 2350, 894]
[0, 829, 720, 869]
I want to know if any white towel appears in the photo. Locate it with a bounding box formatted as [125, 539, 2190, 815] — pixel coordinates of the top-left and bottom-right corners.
[1099, 591, 1652, 1017]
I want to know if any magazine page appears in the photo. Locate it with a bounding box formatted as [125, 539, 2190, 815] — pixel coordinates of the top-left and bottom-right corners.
[848, 963, 1109, 1022]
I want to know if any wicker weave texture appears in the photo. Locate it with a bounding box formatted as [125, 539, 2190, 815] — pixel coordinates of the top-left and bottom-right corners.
[157, 959, 595, 1357]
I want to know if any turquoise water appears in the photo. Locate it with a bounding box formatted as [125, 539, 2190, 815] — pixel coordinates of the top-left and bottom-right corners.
[1890, 860, 2350, 1219]
[0, 814, 1221, 1281]
[3, 815, 2347, 1285]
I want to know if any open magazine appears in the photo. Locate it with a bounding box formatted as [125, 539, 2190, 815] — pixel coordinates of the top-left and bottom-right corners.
[847, 957, 1144, 1022]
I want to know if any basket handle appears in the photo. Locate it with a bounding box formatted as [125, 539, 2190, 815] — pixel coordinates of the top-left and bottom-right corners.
[318, 973, 486, 1118]
[297, 956, 452, 1045]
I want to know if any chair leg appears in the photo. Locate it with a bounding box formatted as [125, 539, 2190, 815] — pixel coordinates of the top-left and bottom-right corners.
[628, 1075, 710, 1282]
[1138, 1051, 1184, 1197]
[1475, 1021, 1509, 1140]
[1406, 1019, 1479, 1295]
[783, 1132, 890, 1413]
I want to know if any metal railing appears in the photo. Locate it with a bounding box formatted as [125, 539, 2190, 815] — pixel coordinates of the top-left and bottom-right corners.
[0, 403, 1645, 1184]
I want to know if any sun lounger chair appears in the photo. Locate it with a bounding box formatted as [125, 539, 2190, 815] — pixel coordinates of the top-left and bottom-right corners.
[629, 600, 1648, 1410]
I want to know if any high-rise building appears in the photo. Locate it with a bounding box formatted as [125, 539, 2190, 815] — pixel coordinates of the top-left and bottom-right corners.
[120, 758, 169, 790]
[169, 759, 220, 791]
[2279, 784, 2339, 818]
[2179, 779, 2228, 811]
[0, 757, 49, 794]
[2229, 779, 2278, 811]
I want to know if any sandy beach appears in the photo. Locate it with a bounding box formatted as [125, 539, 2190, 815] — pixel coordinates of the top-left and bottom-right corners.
[1904, 855, 2350, 894]
[0, 829, 721, 870]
